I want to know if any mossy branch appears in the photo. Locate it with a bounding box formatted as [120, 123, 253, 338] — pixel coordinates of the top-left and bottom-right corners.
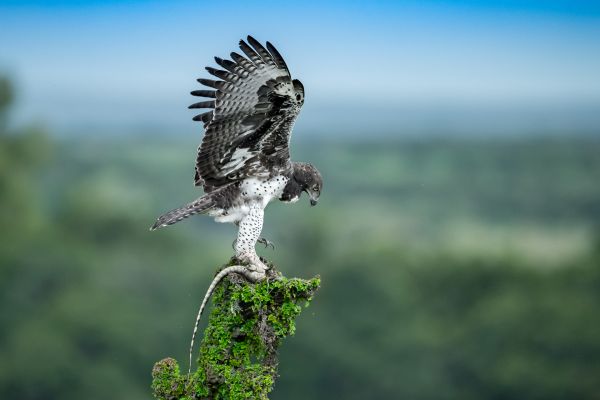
[151, 263, 320, 400]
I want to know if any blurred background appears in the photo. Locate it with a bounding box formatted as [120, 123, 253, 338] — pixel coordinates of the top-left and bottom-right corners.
[1, 1, 600, 399]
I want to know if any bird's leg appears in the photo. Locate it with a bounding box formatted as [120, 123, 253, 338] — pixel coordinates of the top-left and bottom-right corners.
[234, 207, 268, 279]
[236, 237, 274, 250]
[232, 222, 274, 250]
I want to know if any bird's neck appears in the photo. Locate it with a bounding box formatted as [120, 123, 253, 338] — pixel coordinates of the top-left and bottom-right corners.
[280, 169, 303, 202]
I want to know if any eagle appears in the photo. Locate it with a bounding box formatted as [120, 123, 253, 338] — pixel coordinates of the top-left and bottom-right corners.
[151, 36, 323, 280]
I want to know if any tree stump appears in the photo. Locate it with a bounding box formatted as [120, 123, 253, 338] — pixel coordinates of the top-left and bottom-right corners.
[151, 262, 320, 400]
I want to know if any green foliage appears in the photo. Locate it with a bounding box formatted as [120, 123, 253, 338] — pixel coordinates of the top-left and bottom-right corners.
[152, 358, 189, 399]
[151, 270, 319, 400]
[0, 77, 13, 128]
[275, 250, 600, 400]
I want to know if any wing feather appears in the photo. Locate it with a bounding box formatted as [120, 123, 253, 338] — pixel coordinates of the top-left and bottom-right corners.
[196, 78, 219, 89]
[188, 100, 215, 109]
[214, 57, 237, 74]
[206, 66, 236, 82]
[191, 37, 304, 189]
[191, 90, 216, 98]
[247, 35, 276, 66]
[230, 52, 255, 74]
[266, 41, 290, 74]
[239, 39, 264, 66]
[192, 111, 213, 123]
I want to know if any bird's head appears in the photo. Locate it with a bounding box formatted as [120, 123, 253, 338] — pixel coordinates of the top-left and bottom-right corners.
[292, 162, 323, 206]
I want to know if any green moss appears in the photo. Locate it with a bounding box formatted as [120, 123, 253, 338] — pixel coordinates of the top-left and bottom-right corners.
[151, 263, 320, 400]
[151, 358, 189, 399]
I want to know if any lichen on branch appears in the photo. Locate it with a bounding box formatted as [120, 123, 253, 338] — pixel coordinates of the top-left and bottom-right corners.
[151, 263, 320, 400]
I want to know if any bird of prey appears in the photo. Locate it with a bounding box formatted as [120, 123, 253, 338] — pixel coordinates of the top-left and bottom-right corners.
[151, 36, 323, 282]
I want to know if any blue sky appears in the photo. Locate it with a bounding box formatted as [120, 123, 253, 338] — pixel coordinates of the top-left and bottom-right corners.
[1, 0, 599, 136]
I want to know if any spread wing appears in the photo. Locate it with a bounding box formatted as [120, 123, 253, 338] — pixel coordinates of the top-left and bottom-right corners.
[190, 36, 305, 191]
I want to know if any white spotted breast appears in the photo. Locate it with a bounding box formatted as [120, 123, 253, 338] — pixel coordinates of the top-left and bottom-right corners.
[239, 176, 289, 208]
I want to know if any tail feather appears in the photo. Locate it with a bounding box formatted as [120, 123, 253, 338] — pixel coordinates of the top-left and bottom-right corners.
[150, 196, 213, 230]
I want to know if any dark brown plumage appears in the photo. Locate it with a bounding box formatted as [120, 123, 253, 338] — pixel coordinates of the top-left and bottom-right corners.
[190, 35, 305, 192]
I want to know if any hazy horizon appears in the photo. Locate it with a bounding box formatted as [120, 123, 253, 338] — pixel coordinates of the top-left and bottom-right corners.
[1, 0, 599, 136]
